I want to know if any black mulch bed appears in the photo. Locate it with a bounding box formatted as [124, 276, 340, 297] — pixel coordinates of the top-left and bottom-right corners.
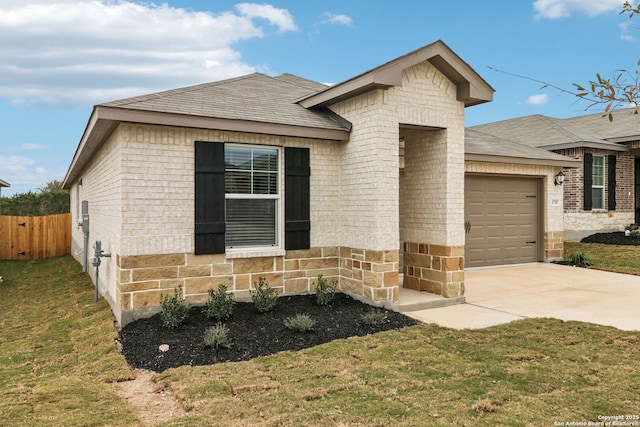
[120, 293, 417, 372]
[581, 231, 640, 246]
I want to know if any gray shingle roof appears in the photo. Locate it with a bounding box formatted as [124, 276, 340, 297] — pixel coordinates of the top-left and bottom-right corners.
[469, 108, 640, 151]
[561, 108, 640, 142]
[469, 114, 606, 148]
[101, 73, 347, 132]
[465, 129, 577, 163]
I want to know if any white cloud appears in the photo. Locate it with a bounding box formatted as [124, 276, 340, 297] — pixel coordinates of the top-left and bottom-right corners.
[619, 20, 638, 41]
[0, 1, 297, 107]
[0, 155, 36, 173]
[236, 3, 297, 32]
[533, 0, 625, 19]
[0, 154, 63, 196]
[321, 13, 353, 26]
[525, 94, 550, 105]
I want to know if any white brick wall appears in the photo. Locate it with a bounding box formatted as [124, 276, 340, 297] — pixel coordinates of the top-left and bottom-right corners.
[396, 62, 465, 247]
[329, 61, 468, 251]
[330, 90, 400, 251]
[70, 128, 123, 303]
[74, 123, 345, 258]
[119, 124, 193, 256]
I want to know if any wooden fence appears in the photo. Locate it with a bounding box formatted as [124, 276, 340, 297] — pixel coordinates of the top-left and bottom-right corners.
[0, 213, 71, 260]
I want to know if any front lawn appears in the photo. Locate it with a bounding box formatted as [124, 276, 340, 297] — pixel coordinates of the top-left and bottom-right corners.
[1, 255, 639, 426]
[565, 241, 640, 275]
[0, 256, 136, 426]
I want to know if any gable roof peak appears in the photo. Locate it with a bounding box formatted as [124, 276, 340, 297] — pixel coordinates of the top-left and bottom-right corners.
[298, 39, 494, 109]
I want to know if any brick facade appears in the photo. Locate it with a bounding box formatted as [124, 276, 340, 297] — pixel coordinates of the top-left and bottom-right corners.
[556, 147, 639, 240]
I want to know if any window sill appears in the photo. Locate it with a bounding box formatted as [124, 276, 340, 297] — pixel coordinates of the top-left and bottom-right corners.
[225, 248, 286, 259]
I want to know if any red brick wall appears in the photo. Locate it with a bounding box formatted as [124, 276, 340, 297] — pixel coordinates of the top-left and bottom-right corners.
[555, 147, 636, 214]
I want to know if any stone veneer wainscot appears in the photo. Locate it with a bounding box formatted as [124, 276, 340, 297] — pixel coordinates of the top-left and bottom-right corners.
[116, 247, 399, 324]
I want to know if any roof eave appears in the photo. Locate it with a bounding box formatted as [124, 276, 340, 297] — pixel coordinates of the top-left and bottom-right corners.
[541, 141, 628, 152]
[63, 108, 119, 189]
[465, 153, 581, 168]
[606, 135, 640, 144]
[299, 40, 494, 109]
[98, 108, 350, 140]
[0, 179, 10, 188]
[62, 106, 350, 188]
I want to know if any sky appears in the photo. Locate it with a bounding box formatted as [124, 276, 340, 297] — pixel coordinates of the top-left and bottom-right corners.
[0, 0, 637, 196]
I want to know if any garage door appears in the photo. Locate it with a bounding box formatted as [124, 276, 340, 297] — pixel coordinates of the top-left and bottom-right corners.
[465, 175, 540, 268]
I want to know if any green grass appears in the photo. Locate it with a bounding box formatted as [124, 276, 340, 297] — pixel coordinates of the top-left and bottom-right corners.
[0, 256, 136, 426]
[2, 254, 640, 426]
[159, 320, 639, 426]
[565, 241, 640, 275]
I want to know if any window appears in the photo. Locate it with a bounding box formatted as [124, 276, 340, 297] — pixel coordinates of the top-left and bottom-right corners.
[224, 145, 279, 248]
[194, 142, 309, 255]
[591, 155, 604, 210]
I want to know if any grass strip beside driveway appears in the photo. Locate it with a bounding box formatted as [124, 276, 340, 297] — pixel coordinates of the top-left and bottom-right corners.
[565, 241, 640, 275]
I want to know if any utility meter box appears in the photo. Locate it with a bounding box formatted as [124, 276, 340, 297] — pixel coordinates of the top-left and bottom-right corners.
[81, 200, 89, 233]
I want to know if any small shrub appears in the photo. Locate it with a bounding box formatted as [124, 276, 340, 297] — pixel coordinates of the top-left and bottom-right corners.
[203, 323, 232, 349]
[625, 223, 640, 237]
[203, 284, 236, 320]
[284, 313, 316, 333]
[567, 252, 593, 268]
[251, 277, 278, 313]
[360, 309, 388, 326]
[160, 286, 189, 329]
[315, 274, 337, 306]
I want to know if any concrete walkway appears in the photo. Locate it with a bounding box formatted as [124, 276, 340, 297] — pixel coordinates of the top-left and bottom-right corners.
[405, 263, 640, 331]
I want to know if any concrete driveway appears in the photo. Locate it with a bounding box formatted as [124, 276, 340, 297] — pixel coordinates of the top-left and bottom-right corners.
[405, 263, 640, 331]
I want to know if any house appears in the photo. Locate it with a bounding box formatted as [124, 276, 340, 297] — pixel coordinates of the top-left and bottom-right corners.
[469, 109, 640, 241]
[0, 180, 9, 214]
[0, 179, 9, 195]
[62, 40, 578, 326]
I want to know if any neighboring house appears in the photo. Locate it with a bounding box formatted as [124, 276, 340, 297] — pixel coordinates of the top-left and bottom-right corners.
[0, 180, 9, 214]
[469, 109, 640, 241]
[62, 40, 578, 326]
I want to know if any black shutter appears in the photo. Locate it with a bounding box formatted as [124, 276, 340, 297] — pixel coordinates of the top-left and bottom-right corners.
[584, 153, 593, 211]
[285, 147, 310, 250]
[194, 141, 225, 254]
[608, 155, 617, 211]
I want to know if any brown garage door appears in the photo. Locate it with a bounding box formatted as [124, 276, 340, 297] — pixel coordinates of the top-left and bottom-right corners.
[465, 175, 540, 268]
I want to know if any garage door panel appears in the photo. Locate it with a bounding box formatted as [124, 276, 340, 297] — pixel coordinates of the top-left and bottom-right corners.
[465, 175, 540, 268]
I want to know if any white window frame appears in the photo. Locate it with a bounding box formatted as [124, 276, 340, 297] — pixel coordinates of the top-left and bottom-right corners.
[592, 155, 605, 210]
[224, 144, 282, 251]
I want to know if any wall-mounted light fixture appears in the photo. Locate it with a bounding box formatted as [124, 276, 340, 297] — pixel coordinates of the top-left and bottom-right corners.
[554, 171, 565, 186]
